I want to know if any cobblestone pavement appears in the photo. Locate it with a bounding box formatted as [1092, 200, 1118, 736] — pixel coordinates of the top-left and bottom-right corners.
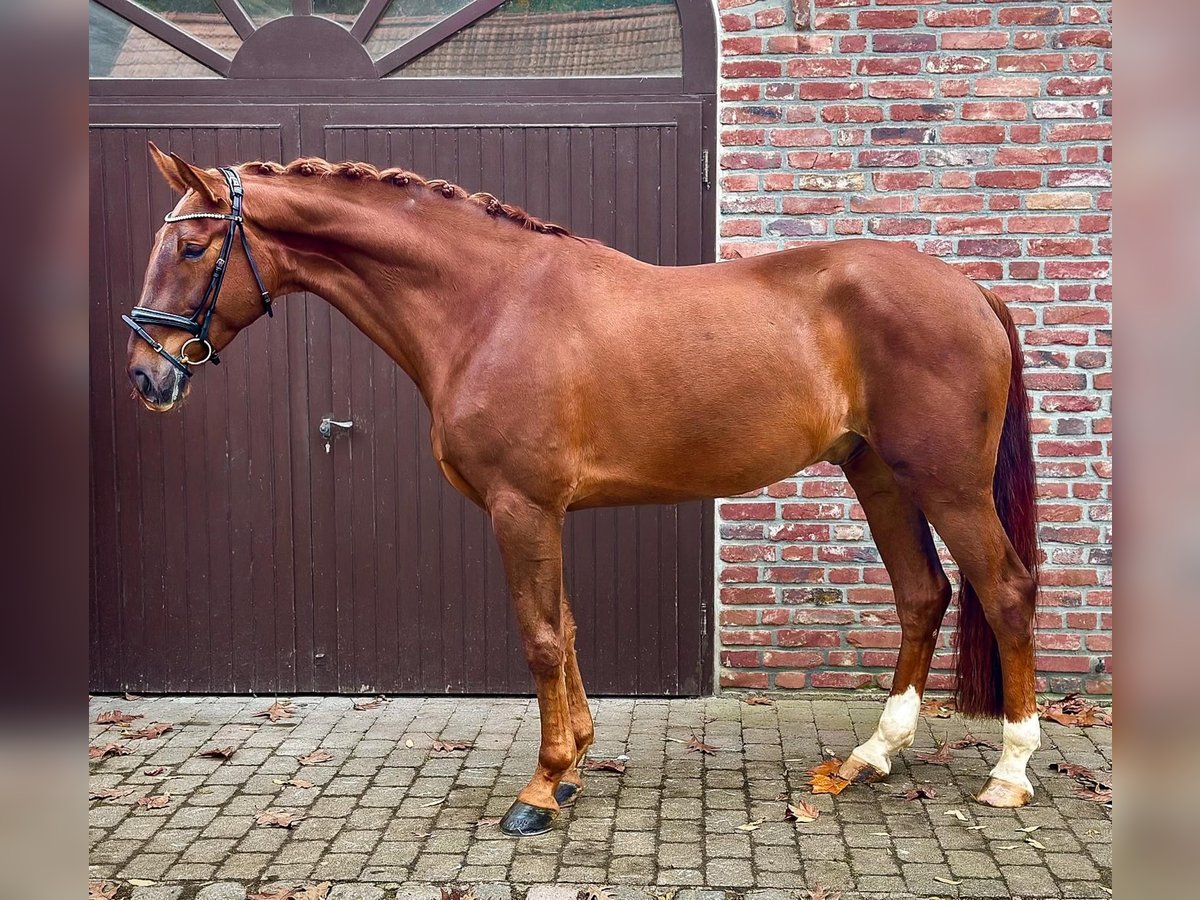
[89, 695, 1112, 899]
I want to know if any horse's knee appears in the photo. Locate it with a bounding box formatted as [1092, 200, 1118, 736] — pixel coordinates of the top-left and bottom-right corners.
[523, 623, 565, 676]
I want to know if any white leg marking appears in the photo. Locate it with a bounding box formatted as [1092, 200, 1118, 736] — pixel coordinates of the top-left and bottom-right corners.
[850, 686, 921, 775]
[989, 714, 1041, 794]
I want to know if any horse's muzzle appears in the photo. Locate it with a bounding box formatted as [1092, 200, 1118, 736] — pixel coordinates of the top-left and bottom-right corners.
[129, 360, 185, 411]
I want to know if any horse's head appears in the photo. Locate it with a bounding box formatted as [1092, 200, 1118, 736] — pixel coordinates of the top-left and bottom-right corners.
[125, 143, 274, 412]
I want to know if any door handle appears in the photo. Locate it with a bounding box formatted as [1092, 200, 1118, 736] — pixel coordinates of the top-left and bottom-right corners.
[319, 416, 353, 452]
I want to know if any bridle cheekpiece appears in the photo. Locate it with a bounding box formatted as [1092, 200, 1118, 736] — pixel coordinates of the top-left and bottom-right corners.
[122, 166, 272, 378]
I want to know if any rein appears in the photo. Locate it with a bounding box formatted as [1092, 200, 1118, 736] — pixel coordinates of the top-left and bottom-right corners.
[122, 167, 272, 378]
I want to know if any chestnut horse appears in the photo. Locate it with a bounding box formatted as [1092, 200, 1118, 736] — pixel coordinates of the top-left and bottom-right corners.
[124, 145, 1041, 836]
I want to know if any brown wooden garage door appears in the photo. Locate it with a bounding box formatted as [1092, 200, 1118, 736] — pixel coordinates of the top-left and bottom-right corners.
[88, 2, 716, 696]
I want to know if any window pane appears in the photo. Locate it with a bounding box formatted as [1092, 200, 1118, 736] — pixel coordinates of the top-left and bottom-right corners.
[90, 1, 219, 77]
[132, 1, 242, 55]
[365, 0, 477, 60]
[239, 0, 293, 26]
[389, 0, 683, 78]
[315, 1, 370, 27]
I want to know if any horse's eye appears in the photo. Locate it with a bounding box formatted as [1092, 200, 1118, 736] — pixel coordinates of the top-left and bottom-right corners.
[182, 243, 206, 260]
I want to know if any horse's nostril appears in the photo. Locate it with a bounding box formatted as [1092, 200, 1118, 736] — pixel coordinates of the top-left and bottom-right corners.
[131, 365, 154, 397]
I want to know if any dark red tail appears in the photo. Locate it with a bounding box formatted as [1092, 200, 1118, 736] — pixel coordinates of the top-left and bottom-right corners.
[954, 287, 1040, 718]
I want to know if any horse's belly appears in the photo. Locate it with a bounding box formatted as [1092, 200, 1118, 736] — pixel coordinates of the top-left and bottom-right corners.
[570, 396, 843, 507]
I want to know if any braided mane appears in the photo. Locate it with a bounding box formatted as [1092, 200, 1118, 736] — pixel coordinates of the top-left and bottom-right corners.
[242, 157, 579, 239]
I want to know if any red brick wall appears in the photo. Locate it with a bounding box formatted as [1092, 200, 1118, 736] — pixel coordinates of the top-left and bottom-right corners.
[713, 0, 1112, 696]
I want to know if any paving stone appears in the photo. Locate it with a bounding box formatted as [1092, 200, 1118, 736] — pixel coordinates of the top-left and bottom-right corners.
[195, 884, 248, 900]
[525, 887, 580, 900]
[129, 887, 185, 900]
[328, 886, 386, 900]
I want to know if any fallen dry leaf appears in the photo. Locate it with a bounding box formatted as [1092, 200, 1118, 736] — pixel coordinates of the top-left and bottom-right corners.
[920, 697, 956, 718]
[944, 808, 968, 821]
[475, 816, 502, 828]
[806, 885, 841, 900]
[1078, 786, 1114, 806]
[1049, 759, 1112, 806]
[441, 889, 478, 900]
[89, 786, 135, 802]
[914, 740, 954, 765]
[430, 739, 474, 753]
[256, 809, 305, 828]
[297, 750, 333, 765]
[740, 694, 774, 706]
[808, 759, 844, 777]
[686, 732, 719, 755]
[136, 793, 171, 809]
[934, 876, 963, 886]
[1050, 761, 1097, 780]
[124, 722, 173, 740]
[785, 798, 820, 823]
[88, 882, 119, 900]
[576, 887, 612, 900]
[808, 774, 851, 795]
[583, 758, 627, 774]
[249, 883, 332, 900]
[198, 746, 236, 760]
[95, 709, 142, 725]
[143, 767, 167, 776]
[284, 777, 315, 789]
[89, 742, 131, 761]
[352, 696, 387, 711]
[1039, 693, 1111, 727]
[248, 883, 331, 897]
[255, 700, 295, 722]
[806, 758, 851, 796]
[123, 692, 144, 701]
[948, 733, 1003, 751]
[899, 784, 938, 801]
[737, 817, 765, 832]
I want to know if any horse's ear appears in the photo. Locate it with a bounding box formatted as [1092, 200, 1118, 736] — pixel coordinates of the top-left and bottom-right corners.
[147, 141, 224, 205]
[167, 151, 224, 206]
[148, 141, 189, 195]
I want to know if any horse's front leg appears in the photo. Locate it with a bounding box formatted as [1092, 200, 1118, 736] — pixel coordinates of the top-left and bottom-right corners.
[490, 492, 576, 836]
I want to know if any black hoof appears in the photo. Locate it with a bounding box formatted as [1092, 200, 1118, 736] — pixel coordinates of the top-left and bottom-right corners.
[499, 799, 557, 836]
[555, 780, 581, 807]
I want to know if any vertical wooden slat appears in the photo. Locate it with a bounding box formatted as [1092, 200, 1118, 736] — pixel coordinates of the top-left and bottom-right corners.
[90, 128, 122, 691]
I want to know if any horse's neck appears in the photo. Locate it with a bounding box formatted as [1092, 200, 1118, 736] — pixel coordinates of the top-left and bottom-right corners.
[258, 178, 550, 403]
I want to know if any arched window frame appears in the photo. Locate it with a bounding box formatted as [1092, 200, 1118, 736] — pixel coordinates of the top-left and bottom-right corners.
[89, 0, 717, 97]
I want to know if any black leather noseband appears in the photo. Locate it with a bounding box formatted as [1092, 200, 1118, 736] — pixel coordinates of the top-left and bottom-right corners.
[122, 167, 272, 378]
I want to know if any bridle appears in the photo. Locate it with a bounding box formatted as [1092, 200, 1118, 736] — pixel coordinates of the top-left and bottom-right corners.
[122, 166, 272, 378]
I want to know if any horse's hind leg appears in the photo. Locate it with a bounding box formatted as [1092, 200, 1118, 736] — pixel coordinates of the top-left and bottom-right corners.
[915, 492, 1040, 807]
[835, 447, 953, 783]
[489, 492, 576, 836]
[555, 594, 595, 807]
